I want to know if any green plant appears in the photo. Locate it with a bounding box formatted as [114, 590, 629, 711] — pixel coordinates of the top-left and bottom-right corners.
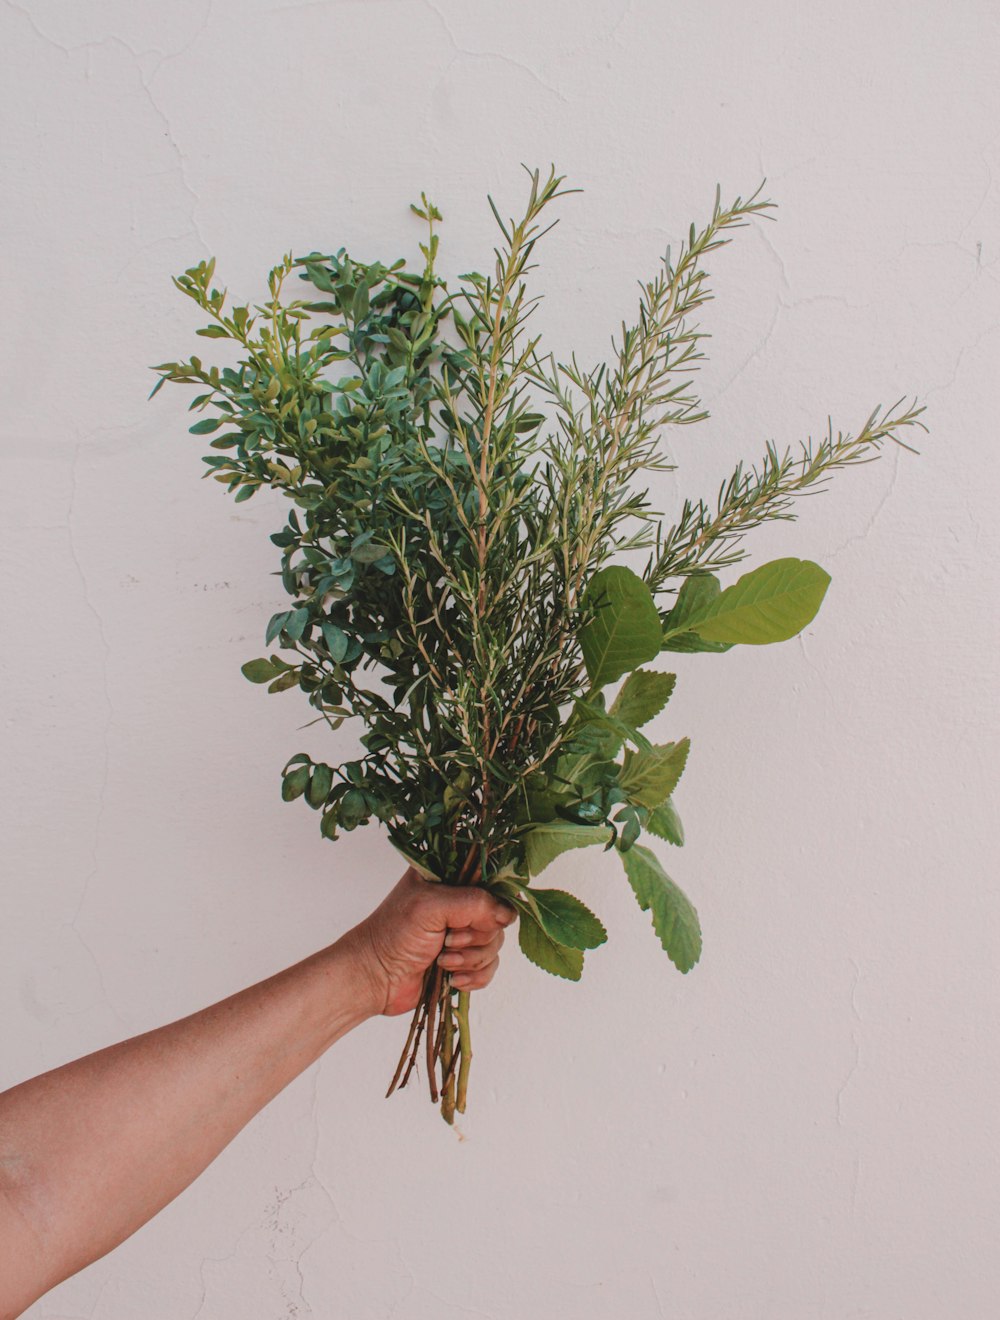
[150, 165, 925, 1124]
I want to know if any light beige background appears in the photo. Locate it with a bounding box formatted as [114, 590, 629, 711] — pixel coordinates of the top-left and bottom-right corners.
[2, 1, 998, 1316]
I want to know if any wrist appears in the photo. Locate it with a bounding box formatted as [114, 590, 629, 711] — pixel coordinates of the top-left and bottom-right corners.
[333, 921, 389, 1020]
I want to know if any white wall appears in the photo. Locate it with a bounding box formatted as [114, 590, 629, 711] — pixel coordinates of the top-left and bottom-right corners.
[2, 2, 998, 1316]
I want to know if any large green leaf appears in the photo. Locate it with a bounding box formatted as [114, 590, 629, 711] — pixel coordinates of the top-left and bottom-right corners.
[646, 797, 685, 846]
[619, 739, 690, 808]
[661, 631, 734, 654]
[517, 905, 584, 980]
[241, 657, 277, 683]
[609, 669, 677, 729]
[620, 844, 702, 972]
[664, 572, 721, 629]
[530, 889, 608, 950]
[281, 766, 310, 802]
[664, 558, 831, 645]
[660, 574, 734, 653]
[579, 566, 663, 688]
[522, 820, 614, 877]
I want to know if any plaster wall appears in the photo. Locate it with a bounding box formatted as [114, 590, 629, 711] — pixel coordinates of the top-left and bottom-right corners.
[2, 2, 998, 1316]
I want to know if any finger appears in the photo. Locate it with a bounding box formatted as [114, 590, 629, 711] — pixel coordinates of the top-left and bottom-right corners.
[443, 925, 506, 950]
[449, 955, 500, 991]
[431, 886, 517, 935]
[438, 935, 503, 972]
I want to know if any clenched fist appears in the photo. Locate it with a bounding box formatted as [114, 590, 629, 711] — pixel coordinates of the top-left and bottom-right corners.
[347, 867, 518, 1016]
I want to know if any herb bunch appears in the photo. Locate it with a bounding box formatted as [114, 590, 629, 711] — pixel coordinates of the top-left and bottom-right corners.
[150, 166, 926, 1123]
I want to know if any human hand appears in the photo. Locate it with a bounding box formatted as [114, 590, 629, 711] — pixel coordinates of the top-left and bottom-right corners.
[347, 868, 517, 1017]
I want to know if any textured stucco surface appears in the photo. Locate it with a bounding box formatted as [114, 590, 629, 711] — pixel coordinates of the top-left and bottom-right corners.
[2, 1, 998, 1316]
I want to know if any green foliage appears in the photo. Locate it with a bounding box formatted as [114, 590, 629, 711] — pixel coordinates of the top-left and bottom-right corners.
[619, 739, 690, 809]
[661, 558, 830, 646]
[646, 797, 685, 847]
[608, 669, 677, 729]
[579, 566, 663, 688]
[518, 907, 585, 980]
[522, 820, 614, 877]
[621, 844, 702, 973]
[151, 164, 925, 1114]
[529, 889, 608, 950]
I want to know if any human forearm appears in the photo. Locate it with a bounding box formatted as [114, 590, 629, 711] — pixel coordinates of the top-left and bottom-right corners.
[0, 927, 378, 1315]
[0, 870, 513, 1318]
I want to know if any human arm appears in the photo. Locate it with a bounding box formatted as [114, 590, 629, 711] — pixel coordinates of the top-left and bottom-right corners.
[0, 868, 514, 1317]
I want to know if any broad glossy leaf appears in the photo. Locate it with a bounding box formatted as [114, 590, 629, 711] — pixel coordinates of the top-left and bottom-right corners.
[660, 630, 734, 654]
[609, 669, 677, 729]
[284, 608, 310, 641]
[579, 566, 663, 688]
[620, 844, 702, 972]
[530, 889, 607, 950]
[619, 739, 690, 808]
[322, 621, 349, 662]
[522, 820, 614, 877]
[266, 612, 290, 646]
[666, 558, 831, 645]
[267, 669, 299, 693]
[351, 541, 392, 564]
[661, 574, 734, 652]
[241, 658, 276, 683]
[665, 572, 721, 628]
[281, 766, 309, 802]
[307, 763, 334, 808]
[517, 906, 584, 981]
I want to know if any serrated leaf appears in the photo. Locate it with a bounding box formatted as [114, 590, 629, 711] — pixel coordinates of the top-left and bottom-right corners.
[241, 658, 276, 683]
[609, 669, 677, 729]
[646, 797, 685, 846]
[531, 889, 607, 949]
[620, 844, 701, 972]
[664, 558, 831, 646]
[579, 566, 663, 688]
[522, 820, 614, 877]
[571, 697, 650, 758]
[619, 739, 690, 809]
[517, 906, 584, 980]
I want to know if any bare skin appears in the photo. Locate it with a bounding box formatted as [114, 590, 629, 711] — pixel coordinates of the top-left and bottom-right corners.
[0, 868, 515, 1318]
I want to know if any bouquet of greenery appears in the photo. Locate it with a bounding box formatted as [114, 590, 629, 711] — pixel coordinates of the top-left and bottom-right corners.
[150, 165, 925, 1123]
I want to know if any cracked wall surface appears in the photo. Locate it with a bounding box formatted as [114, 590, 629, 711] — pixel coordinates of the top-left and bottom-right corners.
[1, 0, 998, 1316]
